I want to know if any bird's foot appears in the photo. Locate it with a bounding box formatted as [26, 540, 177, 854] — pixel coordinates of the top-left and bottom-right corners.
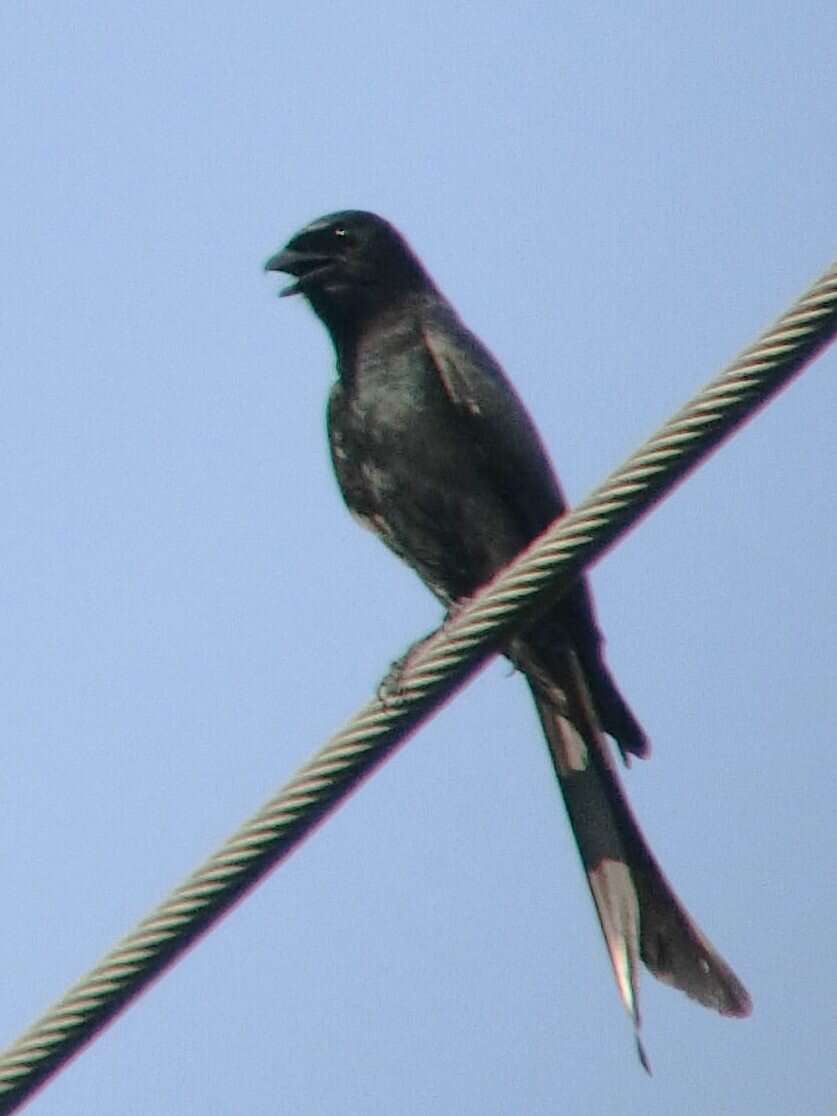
[376, 594, 479, 704]
[377, 632, 436, 705]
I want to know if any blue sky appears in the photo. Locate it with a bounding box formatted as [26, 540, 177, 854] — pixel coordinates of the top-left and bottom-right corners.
[2, 4, 835, 1113]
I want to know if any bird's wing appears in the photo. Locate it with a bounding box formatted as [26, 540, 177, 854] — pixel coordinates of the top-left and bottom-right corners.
[420, 304, 568, 541]
[421, 302, 649, 757]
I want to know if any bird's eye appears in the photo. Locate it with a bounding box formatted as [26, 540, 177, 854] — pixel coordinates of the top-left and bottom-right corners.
[332, 227, 358, 247]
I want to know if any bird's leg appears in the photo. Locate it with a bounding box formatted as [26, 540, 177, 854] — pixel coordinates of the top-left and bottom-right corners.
[442, 596, 470, 625]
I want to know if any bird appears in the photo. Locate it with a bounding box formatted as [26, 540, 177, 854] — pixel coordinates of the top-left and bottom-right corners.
[265, 210, 751, 1067]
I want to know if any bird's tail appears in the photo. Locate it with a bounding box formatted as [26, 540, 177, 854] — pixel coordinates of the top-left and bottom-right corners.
[523, 647, 751, 1068]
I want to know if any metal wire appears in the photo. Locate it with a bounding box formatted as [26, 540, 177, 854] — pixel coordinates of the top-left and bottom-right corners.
[1, 261, 835, 1112]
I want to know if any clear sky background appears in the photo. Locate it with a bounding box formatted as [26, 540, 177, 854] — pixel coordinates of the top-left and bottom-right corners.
[2, 4, 835, 1114]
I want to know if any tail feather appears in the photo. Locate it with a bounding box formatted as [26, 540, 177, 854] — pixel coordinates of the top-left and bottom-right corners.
[523, 646, 751, 1066]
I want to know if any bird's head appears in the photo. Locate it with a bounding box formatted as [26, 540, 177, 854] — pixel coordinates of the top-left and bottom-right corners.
[265, 210, 430, 334]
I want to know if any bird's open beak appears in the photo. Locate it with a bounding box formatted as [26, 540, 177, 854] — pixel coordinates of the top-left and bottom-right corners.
[264, 246, 333, 297]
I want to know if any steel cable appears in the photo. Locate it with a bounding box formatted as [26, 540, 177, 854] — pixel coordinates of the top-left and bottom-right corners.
[0, 260, 834, 1112]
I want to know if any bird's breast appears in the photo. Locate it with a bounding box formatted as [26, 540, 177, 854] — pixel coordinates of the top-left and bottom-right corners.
[327, 348, 522, 599]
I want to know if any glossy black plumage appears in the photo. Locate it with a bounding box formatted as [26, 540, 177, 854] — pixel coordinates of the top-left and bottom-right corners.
[265, 210, 751, 1064]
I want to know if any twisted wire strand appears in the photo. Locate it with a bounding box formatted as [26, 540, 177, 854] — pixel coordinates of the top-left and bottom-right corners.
[1, 262, 835, 1112]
